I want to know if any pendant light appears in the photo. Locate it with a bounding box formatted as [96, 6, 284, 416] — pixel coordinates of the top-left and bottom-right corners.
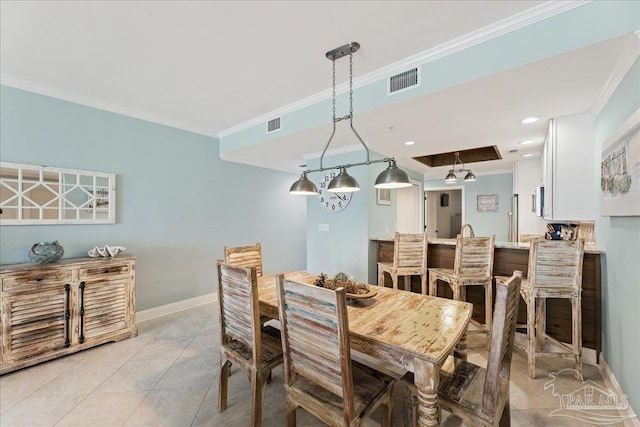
[445, 152, 476, 184]
[289, 42, 411, 195]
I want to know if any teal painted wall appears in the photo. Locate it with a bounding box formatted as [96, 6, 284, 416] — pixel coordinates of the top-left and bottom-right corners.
[0, 85, 307, 311]
[595, 58, 640, 415]
[425, 173, 513, 241]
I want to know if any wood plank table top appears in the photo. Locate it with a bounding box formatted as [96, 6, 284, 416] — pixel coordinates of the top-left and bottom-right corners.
[258, 271, 473, 426]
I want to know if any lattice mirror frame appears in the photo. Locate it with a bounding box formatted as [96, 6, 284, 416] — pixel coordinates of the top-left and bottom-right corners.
[0, 162, 116, 225]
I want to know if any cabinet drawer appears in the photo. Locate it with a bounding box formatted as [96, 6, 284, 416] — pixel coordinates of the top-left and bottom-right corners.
[79, 263, 130, 279]
[2, 270, 72, 292]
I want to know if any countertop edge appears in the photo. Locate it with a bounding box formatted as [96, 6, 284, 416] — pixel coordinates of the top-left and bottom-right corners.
[370, 237, 604, 254]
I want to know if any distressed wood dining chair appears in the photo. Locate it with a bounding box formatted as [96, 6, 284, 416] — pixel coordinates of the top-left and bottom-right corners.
[275, 275, 395, 427]
[377, 232, 428, 294]
[216, 261, 283, 427]
[403, 270, 522, 427]
[429, 234, 495, 343]
[513, 238, 584, 379]
[224, 243, 263, 277]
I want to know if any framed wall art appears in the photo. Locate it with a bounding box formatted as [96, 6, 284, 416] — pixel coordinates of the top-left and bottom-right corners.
[377, 188, 391, 205]
[477, 194, 498, 212]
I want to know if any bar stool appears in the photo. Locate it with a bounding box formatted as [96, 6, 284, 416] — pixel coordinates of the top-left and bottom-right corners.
[514, 238, 584, 379]
[429, 234, 495, 344]
[377, 232, 428, 294]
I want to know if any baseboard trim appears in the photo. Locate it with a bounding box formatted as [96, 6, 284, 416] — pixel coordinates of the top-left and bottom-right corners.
[599, 355, 640, 426]
[136, 292, 217, 323]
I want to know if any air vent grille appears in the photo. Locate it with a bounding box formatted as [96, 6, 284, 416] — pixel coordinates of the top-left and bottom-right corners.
[388, 68, 420, 95]
[266, 117, 281, 133]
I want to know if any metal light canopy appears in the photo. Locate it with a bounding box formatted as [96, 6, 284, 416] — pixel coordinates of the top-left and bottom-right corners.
[289, 42, 411, 195]
[445, 152, 476, 184]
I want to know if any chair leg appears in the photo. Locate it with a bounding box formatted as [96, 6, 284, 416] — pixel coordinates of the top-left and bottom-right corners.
[378, 266, 384, 288]
[218, 358, 231, 411]
[499, 400, 511, 427]
[429, 275, 437, 297]
[404, 387, 418, 427]
[251, 369, 263, 427]
[421, 273, 427, 295]
[266, 370, 272, 384]
[404, 275, 411, 292]
[391, 273, 399, 290]
[485, 282, 492, 349]
[527, 297, 536, 379]
[572, 296, 583, 380]
[380, 395, 393, 427]
[285, 397, 297, 427]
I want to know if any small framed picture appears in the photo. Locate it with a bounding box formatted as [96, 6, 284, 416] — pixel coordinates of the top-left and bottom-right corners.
[377, 188, 391, 205]
[477, 194, 498, 212]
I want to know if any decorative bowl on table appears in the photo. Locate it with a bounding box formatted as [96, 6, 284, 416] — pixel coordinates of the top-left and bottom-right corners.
[313, 272, 377, 299]
[28, 241, 64, 264]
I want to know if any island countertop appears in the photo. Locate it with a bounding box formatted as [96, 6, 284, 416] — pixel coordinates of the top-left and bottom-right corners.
[372, 236, 603, 359]
[370, 236, 604, 254]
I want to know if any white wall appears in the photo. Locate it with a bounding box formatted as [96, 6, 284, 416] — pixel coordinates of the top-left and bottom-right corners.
[513, 158, 547, 237]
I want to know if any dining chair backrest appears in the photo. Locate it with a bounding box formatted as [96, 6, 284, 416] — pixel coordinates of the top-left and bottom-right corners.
[224, 243, 263, 277]
[217, 260, 261, 364]
[453, 234, 495, 278]
[276, 276, 355, 419]
[482, 270, 522, 417]
[528, 238, 584, 290]
[394, 232, 427, 269]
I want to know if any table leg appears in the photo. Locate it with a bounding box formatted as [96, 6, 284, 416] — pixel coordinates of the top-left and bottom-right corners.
[454, 329, 468, 363]
[413, 358, 440, 427]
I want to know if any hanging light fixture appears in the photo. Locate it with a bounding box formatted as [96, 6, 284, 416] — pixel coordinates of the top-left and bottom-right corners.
[445, 152, 476, 184]
[289, 42, 412, 195]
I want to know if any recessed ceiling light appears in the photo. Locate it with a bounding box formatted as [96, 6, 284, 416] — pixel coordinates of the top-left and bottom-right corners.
[519, 140, 535, 145]
[521, 153, 534, 157]
[521, 117, 539, 124]
[404, 141, 415, 146]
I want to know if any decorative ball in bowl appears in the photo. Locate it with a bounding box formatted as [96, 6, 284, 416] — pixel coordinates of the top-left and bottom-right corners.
[313, 272, 377, 299]
[28, 241, 64, 264]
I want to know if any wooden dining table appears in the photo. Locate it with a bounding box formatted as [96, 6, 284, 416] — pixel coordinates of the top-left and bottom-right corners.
[257, 271, 473, 427]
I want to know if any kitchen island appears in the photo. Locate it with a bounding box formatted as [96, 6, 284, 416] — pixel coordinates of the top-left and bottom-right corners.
[371, 237, 603, 359]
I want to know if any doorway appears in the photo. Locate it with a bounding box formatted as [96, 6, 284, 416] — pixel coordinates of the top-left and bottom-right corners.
[424, 187, 464, 239]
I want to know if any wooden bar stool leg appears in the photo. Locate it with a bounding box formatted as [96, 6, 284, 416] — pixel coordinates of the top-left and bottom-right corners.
[535, 298, 546, 352]
[573, 296, 583, 380]
[527, 296, 537, 379]
[392, 273, 399, 290]
[429, 275, 437, 297]
[378, 266, 384, 288]
[404, 275, 411, 292]
[421, 273, 427, 295]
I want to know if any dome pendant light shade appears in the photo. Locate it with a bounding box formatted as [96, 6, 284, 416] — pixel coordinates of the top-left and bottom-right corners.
[328, 167, 360, 192]
[464, 170, 477, 182]
[289, 172, 318, 195]
[445, 170, 458, 183]
[374, 159, 412, 189]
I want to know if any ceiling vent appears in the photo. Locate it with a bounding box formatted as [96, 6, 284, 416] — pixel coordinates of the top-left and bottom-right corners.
[266, 117, 281, 134]
[388, 67, 420, 95]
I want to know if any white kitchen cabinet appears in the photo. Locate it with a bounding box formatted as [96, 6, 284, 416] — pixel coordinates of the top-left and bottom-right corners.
[542, 113, 596, 221]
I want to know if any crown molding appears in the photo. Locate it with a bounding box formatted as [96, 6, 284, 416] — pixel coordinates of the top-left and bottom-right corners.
[590, 31, 640, 117]
[218, 1, 588, 139]
[0, 75, 216, 138]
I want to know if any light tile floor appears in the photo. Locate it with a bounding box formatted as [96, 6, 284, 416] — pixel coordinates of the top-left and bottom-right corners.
[0, 303, 636, 426]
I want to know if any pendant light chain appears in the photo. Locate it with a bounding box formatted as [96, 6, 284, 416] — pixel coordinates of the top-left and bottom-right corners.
[349, 52, 353, 118]
[332, 59, 337, 122]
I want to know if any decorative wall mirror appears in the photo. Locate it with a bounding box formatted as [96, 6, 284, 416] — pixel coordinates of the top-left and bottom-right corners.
[0, 162, 116, 225]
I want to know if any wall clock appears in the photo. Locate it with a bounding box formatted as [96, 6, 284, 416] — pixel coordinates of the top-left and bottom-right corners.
[318, 171, 352, 212]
